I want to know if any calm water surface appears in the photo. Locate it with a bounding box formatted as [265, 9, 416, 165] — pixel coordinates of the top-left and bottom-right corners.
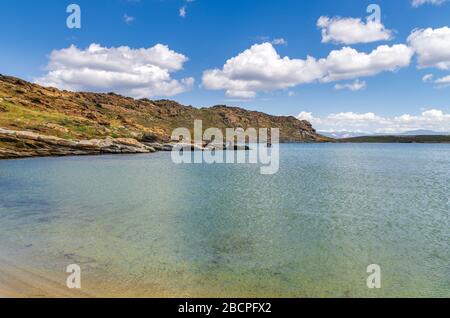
[0, 144, 449, 297]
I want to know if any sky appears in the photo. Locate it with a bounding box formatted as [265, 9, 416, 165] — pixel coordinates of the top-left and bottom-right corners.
[0, 0, 450, 133]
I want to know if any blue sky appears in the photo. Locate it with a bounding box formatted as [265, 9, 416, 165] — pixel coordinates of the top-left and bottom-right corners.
[1, 0, 450, 133]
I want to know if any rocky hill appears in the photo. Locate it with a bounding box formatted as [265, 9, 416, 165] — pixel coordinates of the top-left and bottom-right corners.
[0, 74, 329, 159]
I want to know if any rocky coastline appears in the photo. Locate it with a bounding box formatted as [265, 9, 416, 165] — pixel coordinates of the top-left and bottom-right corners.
[0, 128, 254, 160]
[0, 128, 157, 159]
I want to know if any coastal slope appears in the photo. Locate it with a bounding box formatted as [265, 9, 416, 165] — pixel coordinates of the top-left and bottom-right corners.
[0, 75, 329, 159]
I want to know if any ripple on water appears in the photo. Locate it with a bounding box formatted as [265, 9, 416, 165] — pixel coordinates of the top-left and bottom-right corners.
[0, 145, 449, 297]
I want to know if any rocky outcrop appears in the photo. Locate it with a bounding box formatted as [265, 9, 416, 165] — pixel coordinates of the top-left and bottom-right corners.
[0, 128, 155, 159]
[141, 142, 174, 152]
[0, 128, 255, 159]
[141, 141, 251, 152]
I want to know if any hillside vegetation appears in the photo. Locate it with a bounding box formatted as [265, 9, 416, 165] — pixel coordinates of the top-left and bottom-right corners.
[0, 75, 327, 143]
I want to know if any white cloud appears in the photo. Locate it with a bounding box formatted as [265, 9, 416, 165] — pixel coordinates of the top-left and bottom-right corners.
[123, 14, 135, 24]
[202, 43, 324, 98]
[408, 27, 450, 70]
[334, 80, 366, 91]
[317, 16, 393, 45]
[434, 75, 450, 85]
[256, 36, 288, 46]
[412, 0, 447, 7]
[271, 38, 288, 45]
[297, 109, 450, 133]
[179, 0, 195, 18]
[35, 43, 194, 98]
[422, 74, 434, 82]
[421, 73, 450, 87]
[202, 42, 412, 98]
[179, 6, 187, 18]
[321, 45, 413, 82]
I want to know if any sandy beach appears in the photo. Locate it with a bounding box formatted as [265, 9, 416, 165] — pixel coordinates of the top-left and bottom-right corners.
[0, 254, 188, 298]
[0, 257, 91, 298]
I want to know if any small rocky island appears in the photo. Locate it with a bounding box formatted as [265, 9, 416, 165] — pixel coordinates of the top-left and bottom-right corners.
[0, 75, 330, 159]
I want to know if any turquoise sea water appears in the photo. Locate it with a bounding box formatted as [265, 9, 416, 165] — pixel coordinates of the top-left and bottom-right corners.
[0, 144, 449, 297]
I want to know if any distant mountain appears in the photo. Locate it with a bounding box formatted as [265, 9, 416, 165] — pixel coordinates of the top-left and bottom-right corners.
[396, 130, 450, 136]
[319, 131, 368, 139]
[339, 135, 450, 143]
[320, 129, 450, 139]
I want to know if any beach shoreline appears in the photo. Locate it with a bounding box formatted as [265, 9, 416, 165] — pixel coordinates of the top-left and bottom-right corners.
[0, 257, 91, 298]
[0, 254, 191, 298]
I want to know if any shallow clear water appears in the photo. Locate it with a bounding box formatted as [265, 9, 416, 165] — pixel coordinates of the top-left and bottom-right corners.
[0, 144, 449, 297]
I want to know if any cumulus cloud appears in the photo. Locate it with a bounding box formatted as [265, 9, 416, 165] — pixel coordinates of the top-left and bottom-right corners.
[408, 27, 450, 70]
[412, 0, 447, 7]
[320, 45, 413, 82]
[202, 42, 412, 98]
[202, 43, 323, 98]
[297, 109, 450, 134]
[334, 80, 366, 91]
[317, 16, 393, 45]
[35, 43, 194, 98]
